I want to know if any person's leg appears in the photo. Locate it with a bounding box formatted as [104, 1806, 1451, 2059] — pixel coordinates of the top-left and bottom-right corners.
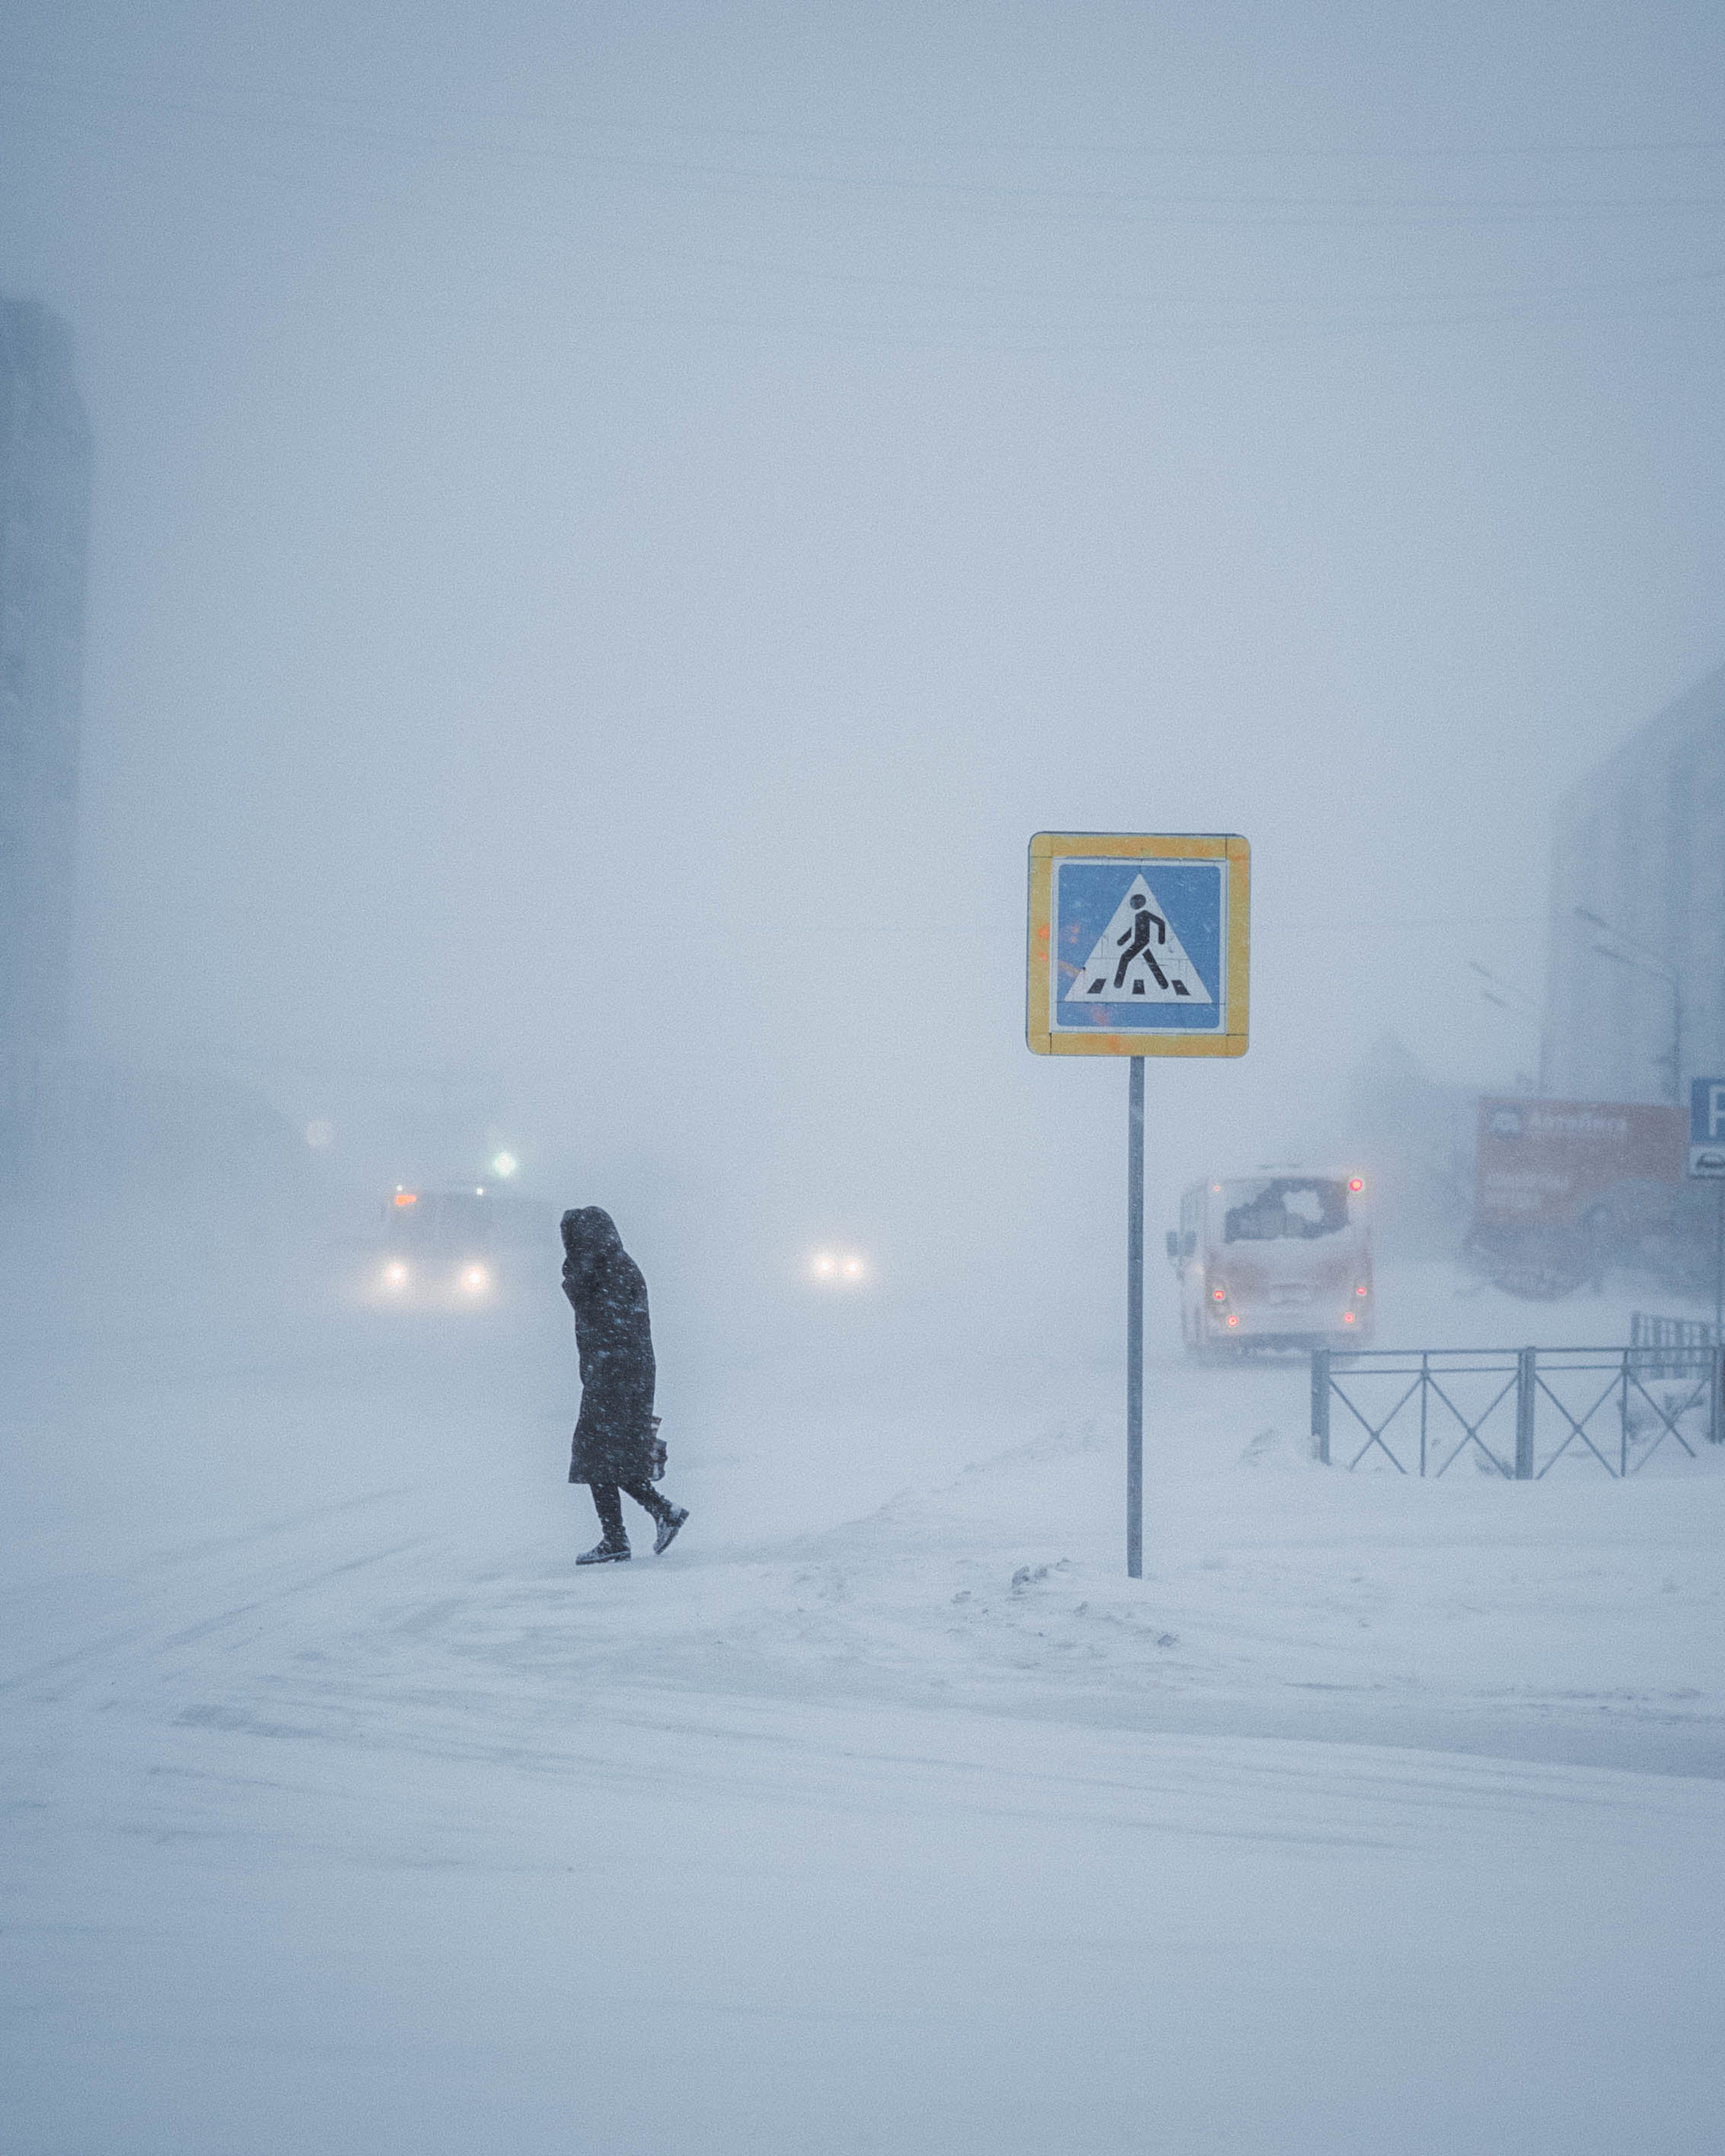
[590, 1482, 626, 1545]
[618, 1477, 669, 1521]
[621, 1478, 688, 1554]
[576, 1480, 632, 1564]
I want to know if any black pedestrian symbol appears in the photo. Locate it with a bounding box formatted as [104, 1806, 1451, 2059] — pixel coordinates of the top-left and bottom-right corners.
[1113, 894, 1175, 992]
[1064, 873, 1213, 1008]
[1088, 894, 1190, 996]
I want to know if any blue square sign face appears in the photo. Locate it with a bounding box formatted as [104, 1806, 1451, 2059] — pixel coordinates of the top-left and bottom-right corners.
[1050, 857, 1226, 1036]
[1690, 1076, 1725, 1177]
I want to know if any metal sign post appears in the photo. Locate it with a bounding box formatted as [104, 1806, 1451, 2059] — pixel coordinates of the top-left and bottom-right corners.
[1688, 1077, 1725, 1303]
[1028, 833, 1250, 1577]
[1126, 1056, 1145, 1577]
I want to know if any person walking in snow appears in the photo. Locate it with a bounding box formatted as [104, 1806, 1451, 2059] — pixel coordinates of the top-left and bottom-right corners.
[561, 1207, 689, 1566]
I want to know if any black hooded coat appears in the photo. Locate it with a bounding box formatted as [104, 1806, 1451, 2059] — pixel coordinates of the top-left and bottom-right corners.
[562, 1208, 658, 1486]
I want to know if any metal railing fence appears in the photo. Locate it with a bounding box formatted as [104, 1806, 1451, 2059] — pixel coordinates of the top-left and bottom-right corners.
[1311, 1343, 1724, 1478]
[1629, 1311, 1719, 1377]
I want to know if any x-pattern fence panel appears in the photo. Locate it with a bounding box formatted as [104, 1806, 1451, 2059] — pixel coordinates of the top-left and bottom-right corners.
[1311, 1345, 1724, 1478]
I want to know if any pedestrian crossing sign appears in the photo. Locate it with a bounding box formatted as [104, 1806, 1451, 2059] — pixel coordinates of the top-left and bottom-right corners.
[1027, 833, 1249, 1056]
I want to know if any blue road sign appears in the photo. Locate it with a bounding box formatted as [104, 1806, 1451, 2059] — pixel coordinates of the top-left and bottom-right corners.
[1689, 1076, 1725, 1178]
[1024, 831, 1249, 1582]
[1053, 858, 1223, 1029]
[1028, 833, 1248, 1057]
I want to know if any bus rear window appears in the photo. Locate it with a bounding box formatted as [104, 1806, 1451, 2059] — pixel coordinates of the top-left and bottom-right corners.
[1222, 1179, 1350, 1242]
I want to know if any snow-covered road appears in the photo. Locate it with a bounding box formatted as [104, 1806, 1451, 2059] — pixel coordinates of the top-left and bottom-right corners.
[9, 1685, 1722, 2155]
[4, 1244, 1722, 2151]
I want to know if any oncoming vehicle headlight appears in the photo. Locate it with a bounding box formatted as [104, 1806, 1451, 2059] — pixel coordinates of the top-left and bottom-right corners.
[810, 1250, 868, 1287]
[460, 1263, 490, 1293]
[382, 1261, 410, 1290]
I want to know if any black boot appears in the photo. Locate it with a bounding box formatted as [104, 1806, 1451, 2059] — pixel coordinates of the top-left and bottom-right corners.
[653, 1507, 689, 1556]
[577, 1538, 630, 1565]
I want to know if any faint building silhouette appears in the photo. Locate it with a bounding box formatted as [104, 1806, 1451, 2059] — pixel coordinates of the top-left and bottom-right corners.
[1542, 664, 1725, 1106]
[0, 297, 89, 1048]
[0, 302, 312, 1207]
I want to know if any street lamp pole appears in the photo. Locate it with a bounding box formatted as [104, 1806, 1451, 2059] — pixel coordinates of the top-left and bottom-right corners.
[1576, 908, 1683, 1105]
[1468, 961, 1546, 1093]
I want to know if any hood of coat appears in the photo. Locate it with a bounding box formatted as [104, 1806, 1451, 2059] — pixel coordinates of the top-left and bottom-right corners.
[561, 1206, 625, 1293]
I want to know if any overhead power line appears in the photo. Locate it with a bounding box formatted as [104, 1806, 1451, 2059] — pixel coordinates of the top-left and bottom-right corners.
[3, 71, 1725, 227]
[3, 65, 1724, 164]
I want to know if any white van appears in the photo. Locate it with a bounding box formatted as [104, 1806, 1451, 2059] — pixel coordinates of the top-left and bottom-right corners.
[368, 1186, 498, 1306]
[1168, 1173, 1372, 1358]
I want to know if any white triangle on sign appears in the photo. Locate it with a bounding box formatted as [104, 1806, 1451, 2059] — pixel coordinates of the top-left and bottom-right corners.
[1063, 874, 1213, 1006]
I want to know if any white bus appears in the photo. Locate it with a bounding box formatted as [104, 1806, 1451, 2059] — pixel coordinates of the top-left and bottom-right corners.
[1167, 1172, 1372, 1358]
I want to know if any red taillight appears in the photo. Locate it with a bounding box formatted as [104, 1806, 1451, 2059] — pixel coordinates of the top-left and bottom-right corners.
[1348, 1177, 1363, 1192]
[1343, 1310, 1356, 1324]
[1354, 1283, 1369, 1296]
[1211, 1286, 1226, 1302]
[393, 1192, 418, 1208]
[1226, 1314, 1239, 1327]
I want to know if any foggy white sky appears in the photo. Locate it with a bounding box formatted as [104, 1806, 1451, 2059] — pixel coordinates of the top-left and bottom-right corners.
[3, 2, 1722, 1297]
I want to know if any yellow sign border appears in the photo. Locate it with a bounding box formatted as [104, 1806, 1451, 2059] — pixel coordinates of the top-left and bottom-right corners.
[1027, 831, 1250, 1057]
